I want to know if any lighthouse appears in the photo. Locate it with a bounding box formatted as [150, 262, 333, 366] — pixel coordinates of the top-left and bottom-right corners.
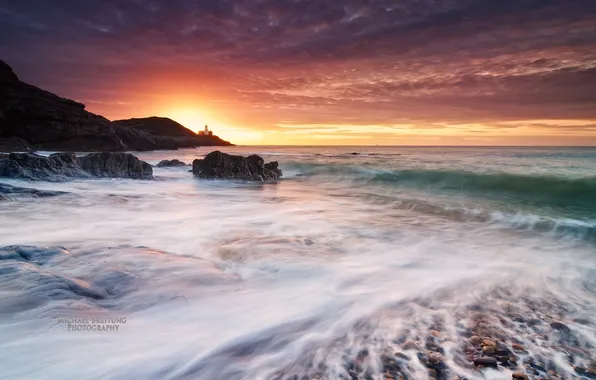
[199, 125, 213, 136]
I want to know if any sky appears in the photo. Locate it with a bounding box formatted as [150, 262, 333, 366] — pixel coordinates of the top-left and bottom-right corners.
[1, 0, 596, 145]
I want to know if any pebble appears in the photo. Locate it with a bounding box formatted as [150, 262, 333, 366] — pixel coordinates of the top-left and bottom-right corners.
[482, 340, 497, 348]
[512, 372, 528, 380]
[429, 353, 441, 365]
[574, 366, 596, 377]
[469, 336, 483, 346]
[512, 343, 526, 352]
[550, 322, 570, 333]
[403, 340, 419, 350]
[474, 356, 498, 368]
[394, 352, 409, 361]
[482, 346, 495, 355]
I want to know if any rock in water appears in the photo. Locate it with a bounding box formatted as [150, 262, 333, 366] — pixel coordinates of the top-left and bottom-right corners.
[192, 151, 282, 181]
[0, 183, 67, 200]
[0, 152, 153, 180]
[0, 152, 88, 181]
[473, 356, 498, 368]
[156, 159, 187, 167]
[78, 153, 153, 179]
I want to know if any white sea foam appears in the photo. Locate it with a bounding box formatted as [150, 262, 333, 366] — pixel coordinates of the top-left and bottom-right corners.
[0, 147, 595, 380]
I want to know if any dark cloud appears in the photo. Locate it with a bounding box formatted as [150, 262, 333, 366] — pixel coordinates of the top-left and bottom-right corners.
[0, 0, 595, 130]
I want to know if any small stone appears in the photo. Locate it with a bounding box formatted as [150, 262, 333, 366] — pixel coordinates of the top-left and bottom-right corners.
[394, 352, 409, 361]
[428, 369, 438, 378]
[403, 340, 419, 350]
[429, 353, 441, 365]
[550, 321, 570, 333]
[469, 336, 483, 346]
[482, 340, 497, 348]
[430, 330, 442, 338]
[474, 356, 498, 368]
[512, 344, 526, 352]
[512, 372, 528, 380]
[482, 346, 495, 355]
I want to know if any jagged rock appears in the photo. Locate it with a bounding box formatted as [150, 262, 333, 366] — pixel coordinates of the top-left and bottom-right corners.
[0, 152, 152, 181]
[77, 152, 153, 179]
[156, 159, 187, 167]
[192, 151, 282, 181]
[0, 152, 88, 181]
[0, 182, 67, 200]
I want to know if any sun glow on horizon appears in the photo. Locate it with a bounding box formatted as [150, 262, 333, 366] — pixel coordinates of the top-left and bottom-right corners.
[162, 107, 264, 144]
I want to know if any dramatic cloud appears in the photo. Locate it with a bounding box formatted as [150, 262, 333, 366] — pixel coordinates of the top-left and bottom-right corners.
[1, 0, 595, 144]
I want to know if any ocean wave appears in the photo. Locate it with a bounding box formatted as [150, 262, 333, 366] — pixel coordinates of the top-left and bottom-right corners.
[349, 192, 596, 244]
[287, 163, 596, 207]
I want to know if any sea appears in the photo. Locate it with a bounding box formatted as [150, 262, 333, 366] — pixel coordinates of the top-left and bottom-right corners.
[0, 146, 595, 380]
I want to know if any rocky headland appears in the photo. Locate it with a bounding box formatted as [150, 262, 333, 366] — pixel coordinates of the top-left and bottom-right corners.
[0, 60, 233, 152]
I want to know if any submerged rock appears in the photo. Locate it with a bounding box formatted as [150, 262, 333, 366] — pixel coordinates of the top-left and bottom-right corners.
[156, 159, 187, 167]
[0, 152, 153, 180]
[192, 151, 282, 181]
[0, 245, 70, 264]
[78, 152, 153, 179]
[0, 182, 67, 200]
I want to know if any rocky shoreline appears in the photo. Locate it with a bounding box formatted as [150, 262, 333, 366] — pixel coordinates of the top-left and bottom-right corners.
[265, 287, 596, 380]
[0, 151, 282, 185]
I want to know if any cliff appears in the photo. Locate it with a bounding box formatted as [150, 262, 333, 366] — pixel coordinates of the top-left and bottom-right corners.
[0, 61, 233, 152]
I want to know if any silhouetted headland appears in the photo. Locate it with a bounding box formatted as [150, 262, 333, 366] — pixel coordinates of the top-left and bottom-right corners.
[0, 60, 233, 152]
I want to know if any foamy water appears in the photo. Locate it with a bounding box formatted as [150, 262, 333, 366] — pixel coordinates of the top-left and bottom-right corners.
[1, 146, 595, 379]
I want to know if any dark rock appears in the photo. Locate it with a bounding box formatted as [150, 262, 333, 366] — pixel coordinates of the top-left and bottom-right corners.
[0, 152, 88, 181]
[264, 161, 283, 178]
[0, 60, 18, 82]
[156, 159, 187, 167]
[550, 321, 570, 333]
[574, 366, 596, 378]
[0, 182, 67, 199]
[192, 151, 282, 181]
[0, 152, 152, 180]
[78, 152, 153, 179]
[512, 372, 528, 380]
[0, 137, 31, 152]
[0, 61, 233, 152]
[473, 356, 498, 368]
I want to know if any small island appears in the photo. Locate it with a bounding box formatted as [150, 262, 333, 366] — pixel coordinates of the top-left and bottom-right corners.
[0, 60, 233, 152]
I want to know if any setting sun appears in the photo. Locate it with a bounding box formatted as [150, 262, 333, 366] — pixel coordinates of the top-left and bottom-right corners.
[161, 106, 264, 145]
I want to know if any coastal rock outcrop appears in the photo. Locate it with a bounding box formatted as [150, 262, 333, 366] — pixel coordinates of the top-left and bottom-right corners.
[78, 152, 153, 179]
[0, 152, 88, 181]
[0, 152, 153, 181]
[156, 159, 188, 167]
[192, 151, 282, 181]
[0, 61, 233, 152]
